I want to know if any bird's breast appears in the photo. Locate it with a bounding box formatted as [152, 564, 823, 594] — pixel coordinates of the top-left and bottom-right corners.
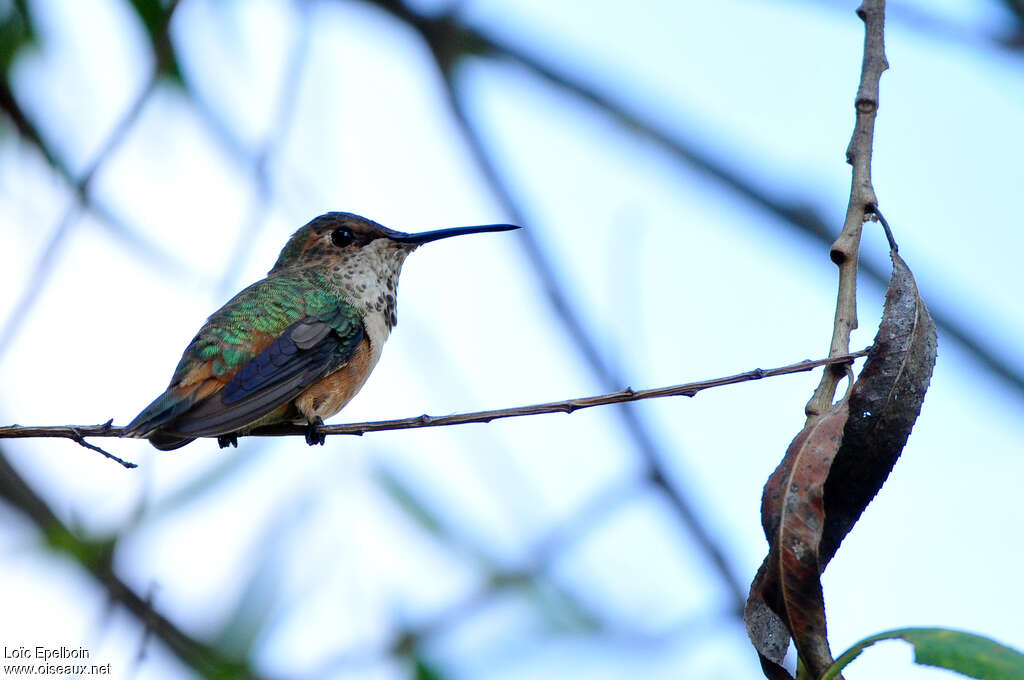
[294, 334, 376, 421]
[360, 306, 393, 365]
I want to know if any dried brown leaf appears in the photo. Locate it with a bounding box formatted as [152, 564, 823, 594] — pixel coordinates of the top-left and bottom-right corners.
[745, 252, 937, 679]
[747, 404, 849, 679]
[821, 252, 937, 565]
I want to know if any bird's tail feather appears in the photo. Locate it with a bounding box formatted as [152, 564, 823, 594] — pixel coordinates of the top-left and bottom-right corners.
[147, 433, 196, 451]
[123, 389, 197, 439]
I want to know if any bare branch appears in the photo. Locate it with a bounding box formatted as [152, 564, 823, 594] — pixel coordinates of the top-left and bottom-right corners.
[810, 0, 1024, 54]
[463, 15, 1024, 400]
[68, 422, 137, 469]
[346, 0, 758, 614]
[805, 0, 888, 421]
[0, 349, 868, 446]
[472, 9, 1024, 405]
[352, 1, 1024, 404]
[181, 0, 1024, 404]
[424, 30, 753, 616]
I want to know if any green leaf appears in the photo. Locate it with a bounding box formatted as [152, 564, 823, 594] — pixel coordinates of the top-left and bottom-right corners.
[823, 628, 1024, 680]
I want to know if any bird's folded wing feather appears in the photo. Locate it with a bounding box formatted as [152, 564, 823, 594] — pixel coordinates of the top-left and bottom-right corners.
[125, 276, 363, 438]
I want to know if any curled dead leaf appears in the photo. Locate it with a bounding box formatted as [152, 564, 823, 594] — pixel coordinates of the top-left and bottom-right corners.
[821, 252, 937, 564]
[745, 252, 937, 679]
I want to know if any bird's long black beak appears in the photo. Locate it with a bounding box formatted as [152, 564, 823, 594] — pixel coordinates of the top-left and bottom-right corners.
[392, 224, 520, 245]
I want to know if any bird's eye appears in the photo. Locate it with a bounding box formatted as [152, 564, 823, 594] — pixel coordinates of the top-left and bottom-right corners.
[331, 228, 354, 248]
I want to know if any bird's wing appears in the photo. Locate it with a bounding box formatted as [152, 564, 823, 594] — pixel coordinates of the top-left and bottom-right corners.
[125, 276, 363, 439]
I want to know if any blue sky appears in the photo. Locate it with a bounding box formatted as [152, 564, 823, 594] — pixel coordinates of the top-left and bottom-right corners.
[1, 1, 1022, 678]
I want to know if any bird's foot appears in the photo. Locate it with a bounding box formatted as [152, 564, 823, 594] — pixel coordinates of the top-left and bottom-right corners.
[305, 417, 326, 446]
[217, 433, 238, 449]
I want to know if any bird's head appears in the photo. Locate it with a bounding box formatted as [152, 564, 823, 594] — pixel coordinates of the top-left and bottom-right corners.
[270, 212, 518, 277]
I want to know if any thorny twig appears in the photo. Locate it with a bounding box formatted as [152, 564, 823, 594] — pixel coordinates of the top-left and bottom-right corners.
[0, 350, 869, 455]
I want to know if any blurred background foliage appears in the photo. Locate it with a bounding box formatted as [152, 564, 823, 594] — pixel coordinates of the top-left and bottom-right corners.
[1, 0, 1023, 678]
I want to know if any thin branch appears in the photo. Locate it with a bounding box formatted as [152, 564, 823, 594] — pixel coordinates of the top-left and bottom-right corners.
[177, 0, 1024, 405]
[305, 350, 867, 435]
[69, 423, 137, 469]
[808, 0, 1024, 54]
[348, 8, 1024, 619]
[352, 1, 1024, 402]
[429, 39, 752, 617]
[0, 349, 868, 443]
[805, 0, 888, 421]
[472, 8, 1024, 402]
[2, 348, 867, 674]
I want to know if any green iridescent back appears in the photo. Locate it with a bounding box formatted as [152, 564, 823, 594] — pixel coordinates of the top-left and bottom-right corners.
[170, 274, 360, 385]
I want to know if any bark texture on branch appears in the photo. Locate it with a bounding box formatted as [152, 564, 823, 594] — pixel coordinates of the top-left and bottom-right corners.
[806, 0, 889, 422]
[0, 351, 868, 467]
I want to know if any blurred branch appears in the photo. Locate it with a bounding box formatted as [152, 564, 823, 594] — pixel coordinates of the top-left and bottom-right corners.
[0, 446, 265, 679]
[478, 18, 1024, 399]
[0, 348, 868, 448]
[310, 485, 734, 677]
[366, 446, 733, 671]
[374, 462, 605, 620]
[889, 1, 1024, 50]
[216, 8, 313, 295]
[805, 0, 887, 421]
[0, 81, 194, 277]
[0, 74, 153, 359]
[127, 0, 185, 82]
[359, 0, 1024, 402]
[0, 79, 71, 178]
[0, 0, 197, 362]
[389, 3, 751, 616]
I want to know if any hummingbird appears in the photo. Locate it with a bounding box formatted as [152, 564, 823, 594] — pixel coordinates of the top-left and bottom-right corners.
[124, 212, 518, 450]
